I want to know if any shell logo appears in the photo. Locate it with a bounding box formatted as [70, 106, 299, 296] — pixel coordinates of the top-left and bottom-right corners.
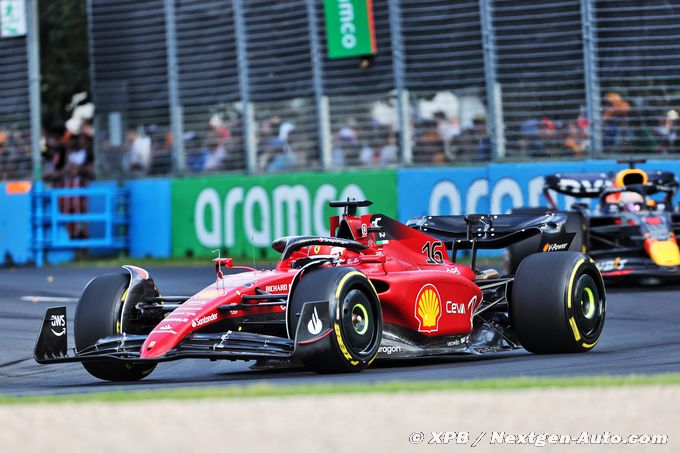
[414, 284, 442, 332]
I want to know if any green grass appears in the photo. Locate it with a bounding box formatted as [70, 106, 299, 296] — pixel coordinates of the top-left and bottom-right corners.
[1, 374, 679, 406]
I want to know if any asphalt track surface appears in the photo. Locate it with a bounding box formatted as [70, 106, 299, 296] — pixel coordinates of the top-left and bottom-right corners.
[1, 265, 679, 396]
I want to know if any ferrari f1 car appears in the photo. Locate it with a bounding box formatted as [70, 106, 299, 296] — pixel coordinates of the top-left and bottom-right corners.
[35, 200, 606, 381]
[507, 160, 680, 282]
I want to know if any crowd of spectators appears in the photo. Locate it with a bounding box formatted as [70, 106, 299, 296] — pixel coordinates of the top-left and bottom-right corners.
[8, 91, 680, 183]
[0, 128, 32, 179]
[41, 123, 95, 239]
[513, 91, 680, 158]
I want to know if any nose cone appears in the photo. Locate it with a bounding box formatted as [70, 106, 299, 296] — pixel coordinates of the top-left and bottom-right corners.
[140, 325, 181, 359]
[648, 239, 680, 266]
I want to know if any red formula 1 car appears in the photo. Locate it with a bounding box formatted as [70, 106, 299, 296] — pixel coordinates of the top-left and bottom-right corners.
[35, 200, 606, 381]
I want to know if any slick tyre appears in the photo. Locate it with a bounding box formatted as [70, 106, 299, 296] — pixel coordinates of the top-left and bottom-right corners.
[288, 267, 382, 373]
[74, 273, 156, 381]
[511, 252, 605, 353]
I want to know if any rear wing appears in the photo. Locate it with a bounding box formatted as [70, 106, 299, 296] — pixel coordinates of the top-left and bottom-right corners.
[543, 173, 611, 198]
[543, 171, 678, 210]
[407, 212, 575, 267]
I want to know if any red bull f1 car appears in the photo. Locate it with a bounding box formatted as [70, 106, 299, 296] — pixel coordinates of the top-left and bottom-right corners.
[508, 160, 680, 283]
[35, 200, 606, 381]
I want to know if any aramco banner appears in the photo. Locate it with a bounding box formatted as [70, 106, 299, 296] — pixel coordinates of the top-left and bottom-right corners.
[171, 170, 397, 260]
[323, 0, 377, 59]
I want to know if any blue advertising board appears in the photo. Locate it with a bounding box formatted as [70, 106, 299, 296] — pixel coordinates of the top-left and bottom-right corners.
[398, 160, 680, 223]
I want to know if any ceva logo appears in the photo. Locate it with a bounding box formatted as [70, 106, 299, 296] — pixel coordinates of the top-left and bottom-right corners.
[194, 183, 367, 249]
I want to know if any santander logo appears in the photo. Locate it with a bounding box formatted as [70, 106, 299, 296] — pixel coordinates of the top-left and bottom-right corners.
[191, 312, 218, 328]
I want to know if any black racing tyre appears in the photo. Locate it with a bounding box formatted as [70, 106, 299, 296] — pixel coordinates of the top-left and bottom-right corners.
[511, 252, 605, 353]
[74, 273, 156, 381]
[288, 267, 382, 373]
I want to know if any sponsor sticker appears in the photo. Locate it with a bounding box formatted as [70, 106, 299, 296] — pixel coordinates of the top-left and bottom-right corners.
[49, 313, 66, 336]
[379, 345, 402, 355]
[597, 257, 628, 272]
[265, 284, 288, 293]
[414, 284, 442, 332]
[543, 242, 568, 252]
[191, 312, 218, 328]
[445, 301, 466, 315]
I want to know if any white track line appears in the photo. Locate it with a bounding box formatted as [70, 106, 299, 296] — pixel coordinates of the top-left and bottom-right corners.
[21, 296, 79, 304]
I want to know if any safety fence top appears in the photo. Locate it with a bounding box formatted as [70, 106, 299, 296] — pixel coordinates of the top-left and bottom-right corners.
[3, 0, 680, 182]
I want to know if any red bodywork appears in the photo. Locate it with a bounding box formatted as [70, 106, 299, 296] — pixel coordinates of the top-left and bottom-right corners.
[140, 212, 482, 359]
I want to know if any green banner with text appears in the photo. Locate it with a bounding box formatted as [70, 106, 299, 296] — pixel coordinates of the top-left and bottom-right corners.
[172, 170, 397, 260]
[323, 0, 376, 59]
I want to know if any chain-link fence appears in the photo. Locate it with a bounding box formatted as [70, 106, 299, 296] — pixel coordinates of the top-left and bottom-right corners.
[594, 0, 680, 156]
[3, 0, 680, 181]
[79, 0, 680, 178]
[0, 25, 31, 180]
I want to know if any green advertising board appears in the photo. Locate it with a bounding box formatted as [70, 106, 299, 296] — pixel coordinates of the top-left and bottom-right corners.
[323, 0, 377, 59]
[172, 170, 397, 260]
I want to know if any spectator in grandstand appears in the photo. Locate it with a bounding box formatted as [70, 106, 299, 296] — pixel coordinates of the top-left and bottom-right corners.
[64, 133, 94, 239]
[629, 114, 657, 154]
[0, 130, 8, 179]
[563, 121, 588, 156]
[450, 115, 491, 162]
[602, 92, 630, 153]
[270, 121, 299, 172]
[379, 129, 399, 165]
[125, 127, 152, 175]
[413, 119, 445, 164]
[654, 109, 678, 154]
[332, 117, 360, 167]
[42, 131, 67, 187]
[433, 111, 460, 160]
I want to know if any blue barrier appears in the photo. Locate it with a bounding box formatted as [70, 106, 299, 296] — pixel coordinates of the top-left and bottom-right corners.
[126, 179, 172, 258]
[32, 183, 128, 267]
[0, 182, 32, 265]
[398, 160, 680, 223]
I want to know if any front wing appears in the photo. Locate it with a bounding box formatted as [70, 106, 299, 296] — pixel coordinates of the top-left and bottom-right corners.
[35, 306, 295, 364]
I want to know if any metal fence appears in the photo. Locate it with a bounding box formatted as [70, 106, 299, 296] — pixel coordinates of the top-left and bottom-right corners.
[0, 15, 31, 180]
[4, 0, 680, 181]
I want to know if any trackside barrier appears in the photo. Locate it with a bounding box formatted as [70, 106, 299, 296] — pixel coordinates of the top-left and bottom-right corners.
[32, 182, 129, 267]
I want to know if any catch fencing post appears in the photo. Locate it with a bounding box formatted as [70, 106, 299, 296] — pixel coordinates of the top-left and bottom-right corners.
[305, 0, 332, 170]
[26, 0, 41, 181]
[479, 0, 505, 161]
[164, 0, 185, 175]
[581, 0, 601, 158]
[388, 0, 411, 165]
[233, 0, 257, 173]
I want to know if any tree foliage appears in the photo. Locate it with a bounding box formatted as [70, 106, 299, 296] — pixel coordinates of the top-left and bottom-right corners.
[39, 0, 89, 129]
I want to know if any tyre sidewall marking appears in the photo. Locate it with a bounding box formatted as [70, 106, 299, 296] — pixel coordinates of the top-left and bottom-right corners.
[565, 258, 602, 348]
[333, 270, 379, 366]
